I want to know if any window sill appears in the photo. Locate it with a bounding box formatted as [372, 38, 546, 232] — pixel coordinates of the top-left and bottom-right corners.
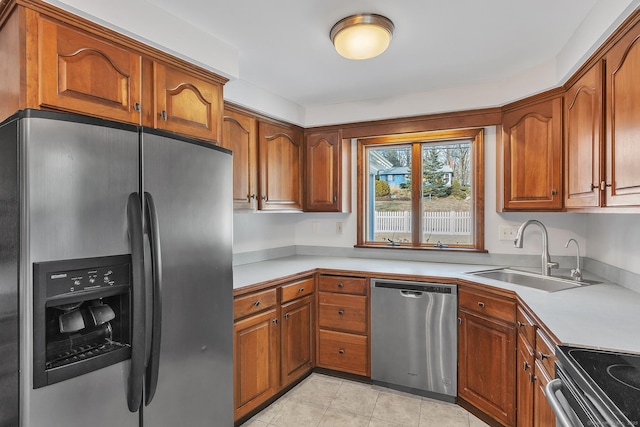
[354, 244, 488, 253]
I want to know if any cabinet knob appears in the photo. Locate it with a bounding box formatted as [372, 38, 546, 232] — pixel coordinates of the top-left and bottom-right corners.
[299, 287, 305, 293]
[338, 310, 344, 316]
[272, 319, 278, 325]
[284, 313, 289, 320]
[337, 283, 344, 288]
[254, 300, 260, 307]
[250, 194, 256, 200]
[261, 195, 267, 201]
[161, 110, 168, 121]
[333, 196, 337, 202]
[134, 102, 141, 112]
[538, 352, 551, 360]
[551, 189, 558, 196]
[477, 301, 485, 308]
[523, 361, 530, 371]
[517, 321, 526, 328]
[529, 373, 535, 383]
[338, 349, 345, 354]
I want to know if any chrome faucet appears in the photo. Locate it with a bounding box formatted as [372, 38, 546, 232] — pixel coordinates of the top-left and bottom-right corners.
[513, 220, 559, 276]
[564, 238, 582, 282]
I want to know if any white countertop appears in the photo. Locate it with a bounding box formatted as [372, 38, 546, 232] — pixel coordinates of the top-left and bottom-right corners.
[233, 255, 640, 355]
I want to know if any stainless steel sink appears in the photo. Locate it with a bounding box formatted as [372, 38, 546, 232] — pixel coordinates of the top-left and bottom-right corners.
[467, 268, 601, 292]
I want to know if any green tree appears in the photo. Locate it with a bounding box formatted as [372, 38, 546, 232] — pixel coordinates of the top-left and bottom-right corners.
[422, 147, 450, 197]
[375, 179, 390, 197]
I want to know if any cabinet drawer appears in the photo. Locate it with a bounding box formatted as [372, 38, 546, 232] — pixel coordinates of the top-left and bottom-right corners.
[459, 287, 515, 323]
[516, 306, 536, 347]
[318, 330, 368, 376]
[318, 275, 367, 295]
[234, 288, 277, 320]
[535, 329, 556, 375]
[318, 292, 367, 334]
[281, 277, 315, 304]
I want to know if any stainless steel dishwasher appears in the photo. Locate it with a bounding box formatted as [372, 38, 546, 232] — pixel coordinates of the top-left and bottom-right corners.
[371, 278, 457, 402]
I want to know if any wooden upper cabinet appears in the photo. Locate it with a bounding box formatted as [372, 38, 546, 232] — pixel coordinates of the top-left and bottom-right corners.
[501, 95, 563, 211]
[564, 62, 603, 209]
[604, 20, 640, 207]
[258, 122, 303, 211]
[304, 130, 351, 212]
[222, 109, 258, 209]
[153, 63, 222, 142]
[38, 17, 142, 124]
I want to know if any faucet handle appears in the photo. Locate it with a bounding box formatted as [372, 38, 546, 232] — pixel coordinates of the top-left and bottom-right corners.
[570, 268, 582, 282]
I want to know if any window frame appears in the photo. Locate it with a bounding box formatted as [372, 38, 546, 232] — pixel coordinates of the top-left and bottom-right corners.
[356, 128, 485, 251]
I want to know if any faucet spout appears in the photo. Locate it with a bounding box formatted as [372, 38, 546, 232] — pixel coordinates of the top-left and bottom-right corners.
[564, 238, 582, 282]
[513, 220, 558, 276]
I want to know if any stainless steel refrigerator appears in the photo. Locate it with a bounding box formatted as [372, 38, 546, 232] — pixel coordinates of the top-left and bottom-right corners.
[0, 109, 233, 426]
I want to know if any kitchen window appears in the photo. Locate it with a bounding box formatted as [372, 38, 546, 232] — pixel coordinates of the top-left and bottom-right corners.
[356, 128, 485, 251]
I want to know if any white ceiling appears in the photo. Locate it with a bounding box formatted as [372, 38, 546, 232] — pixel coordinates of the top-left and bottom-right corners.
[143, 0, 601, 109]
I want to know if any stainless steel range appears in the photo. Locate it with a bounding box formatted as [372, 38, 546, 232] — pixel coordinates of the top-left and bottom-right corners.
[545, 345, 640, 427]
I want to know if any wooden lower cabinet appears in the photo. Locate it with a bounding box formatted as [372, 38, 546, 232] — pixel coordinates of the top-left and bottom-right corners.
[233, 276, 315, 423]
[316, 274, 369, 377]
[533, 360, 556, 427]
[317, 330, 368, 376]
[233, 308, 279, 420]
[280, 295, 314, 386]
[458, 309, 516, 426]
[516, 330, 535, 427]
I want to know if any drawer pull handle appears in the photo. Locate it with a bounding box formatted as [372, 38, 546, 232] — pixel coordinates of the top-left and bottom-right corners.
[478, 301, 485, 308]
[338, 349, 345, 354]
[337, 283, 344, 288]
[254, 301, 260, 307]
[338, 310, 344, 315]
[272, 319, 278, 325]
[299, 287, 305, 293]
[285, 313, 289, 319]
[539, 352, 551, 360]
[517, 321, 526, 327]
[523, 361, 530, 371]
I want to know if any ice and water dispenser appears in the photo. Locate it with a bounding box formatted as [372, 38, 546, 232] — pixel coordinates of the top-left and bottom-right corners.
[32, 255, 132, 388]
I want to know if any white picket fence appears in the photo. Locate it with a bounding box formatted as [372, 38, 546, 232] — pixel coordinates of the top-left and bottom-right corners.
[375, 211, 471, 234]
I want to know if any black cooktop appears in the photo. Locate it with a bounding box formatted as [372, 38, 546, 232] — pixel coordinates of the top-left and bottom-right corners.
[560, 345, 640, 424]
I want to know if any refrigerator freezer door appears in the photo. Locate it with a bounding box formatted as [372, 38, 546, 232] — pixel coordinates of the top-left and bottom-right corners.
[141, 131, 233, 427]
[22, 113, 140, 427]
[0, 117, 20, 427]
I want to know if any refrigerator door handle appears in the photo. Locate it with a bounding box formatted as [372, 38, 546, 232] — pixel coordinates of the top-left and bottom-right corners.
[126, 192, 146, 412]
[144, 191, 163, 406]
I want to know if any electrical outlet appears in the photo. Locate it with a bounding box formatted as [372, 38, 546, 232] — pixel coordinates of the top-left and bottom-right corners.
[499, 225, 519, 241]
[336, 222, 343, 234]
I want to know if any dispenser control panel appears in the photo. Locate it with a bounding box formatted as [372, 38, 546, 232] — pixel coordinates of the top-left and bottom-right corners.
[46, 263, 130, 298]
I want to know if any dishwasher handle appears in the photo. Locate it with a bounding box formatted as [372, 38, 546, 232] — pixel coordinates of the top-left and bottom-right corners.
[371, 278, 456, 295]
[400, 290, 423, 298]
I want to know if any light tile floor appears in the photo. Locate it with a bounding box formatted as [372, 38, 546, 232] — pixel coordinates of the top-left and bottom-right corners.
[240, 373, 490, 427]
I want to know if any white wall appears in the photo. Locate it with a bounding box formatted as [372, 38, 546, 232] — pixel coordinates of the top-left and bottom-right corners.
[585, 214, 640, 273]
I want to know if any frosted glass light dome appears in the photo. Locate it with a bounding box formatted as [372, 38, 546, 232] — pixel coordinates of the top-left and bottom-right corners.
[330, 14, 394, 60]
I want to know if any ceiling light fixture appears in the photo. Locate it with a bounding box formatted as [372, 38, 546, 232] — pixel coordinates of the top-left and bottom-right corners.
[330, 13, 394, 60]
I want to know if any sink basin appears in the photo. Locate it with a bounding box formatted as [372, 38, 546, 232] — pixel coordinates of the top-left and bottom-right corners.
[467, 268, 601, 292]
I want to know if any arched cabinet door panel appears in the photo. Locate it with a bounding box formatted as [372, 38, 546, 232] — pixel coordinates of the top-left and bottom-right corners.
[604, 23, 640, 206]
[222, 110, 258, 210]
[39, 17, 142, 124]
[500, 95, 563, 211]
[564, 63, 603, 209]
[154, 63, 222, 143]
[258, 122, 303, 211]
